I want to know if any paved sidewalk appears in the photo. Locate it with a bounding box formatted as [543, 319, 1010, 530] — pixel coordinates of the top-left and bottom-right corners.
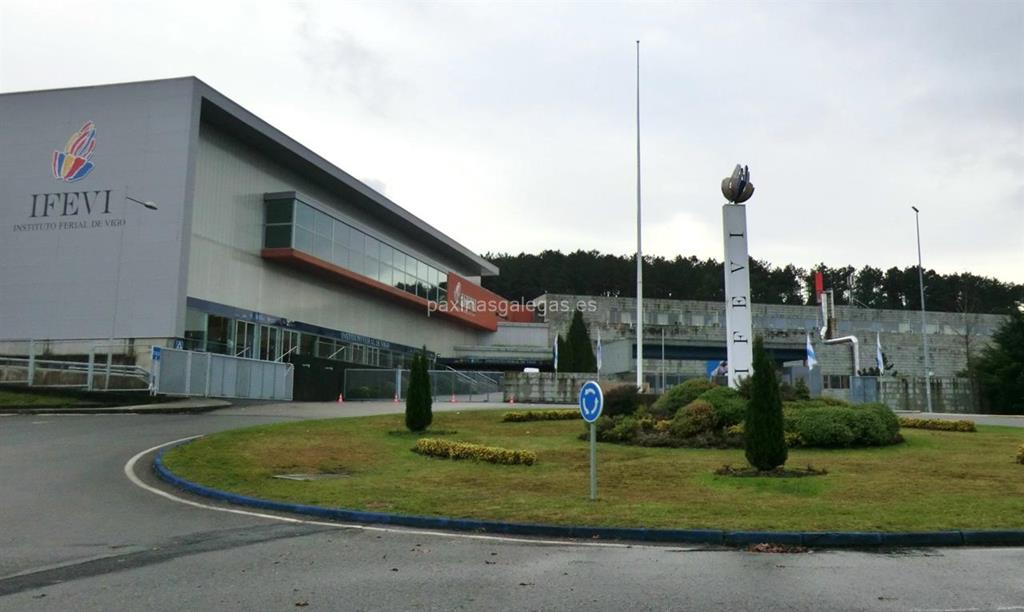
[0, 398, 231, 415]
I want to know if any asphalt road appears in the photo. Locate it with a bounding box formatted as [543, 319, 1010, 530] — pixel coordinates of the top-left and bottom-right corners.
[1, 402, 1023, 611]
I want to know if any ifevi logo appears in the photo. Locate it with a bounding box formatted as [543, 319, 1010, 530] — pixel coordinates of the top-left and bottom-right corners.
[52, 121, 97, 183]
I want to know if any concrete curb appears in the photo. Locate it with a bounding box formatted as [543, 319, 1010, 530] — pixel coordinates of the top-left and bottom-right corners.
[1, 399, 231, 415]
[153, 442, 1024, 549]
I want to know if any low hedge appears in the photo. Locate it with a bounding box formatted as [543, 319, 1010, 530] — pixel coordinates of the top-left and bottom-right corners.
[502, 410, 578, 422]
[413, 438, 537, 465]
[898, 417, 976, 432]
[784, 402, 901, 448]
[591, 396, 902, 449]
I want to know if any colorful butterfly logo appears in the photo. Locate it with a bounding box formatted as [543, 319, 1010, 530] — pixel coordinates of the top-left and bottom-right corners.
[52, 121, 96, 183]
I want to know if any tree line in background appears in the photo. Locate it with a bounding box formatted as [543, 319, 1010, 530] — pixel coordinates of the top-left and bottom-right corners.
[481, 250, 1023, 315]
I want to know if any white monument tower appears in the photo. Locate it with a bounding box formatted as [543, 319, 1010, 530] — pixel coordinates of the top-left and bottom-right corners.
[721, 165, 755, 389]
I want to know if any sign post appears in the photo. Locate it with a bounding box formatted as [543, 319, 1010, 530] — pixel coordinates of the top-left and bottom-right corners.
[578, 380, 604, 501]
[720, 164, 756, 389]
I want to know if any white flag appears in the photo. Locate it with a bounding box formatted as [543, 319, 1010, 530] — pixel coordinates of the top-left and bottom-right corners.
[876, 332, 884, 373]
[596, 329, 603, 373]
[806, 333, 818, 370]
[553, 336, 559, 372]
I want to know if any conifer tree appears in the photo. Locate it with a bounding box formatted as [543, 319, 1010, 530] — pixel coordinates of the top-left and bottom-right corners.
[405, 348, 433, 432]
[566, 309, 596, 373]
[745, 336, 788, 471]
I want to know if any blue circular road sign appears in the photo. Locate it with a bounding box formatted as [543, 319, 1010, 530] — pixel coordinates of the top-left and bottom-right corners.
[578, 380, 604, 423]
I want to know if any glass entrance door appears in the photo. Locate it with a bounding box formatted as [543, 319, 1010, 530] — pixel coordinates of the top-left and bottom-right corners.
[281, 330, 300, 360]
[235, 321, 256, 358]
[259, 325, 281, 361]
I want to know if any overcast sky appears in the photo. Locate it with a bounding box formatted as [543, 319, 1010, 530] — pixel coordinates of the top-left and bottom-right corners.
[2, 1, 1021, 283]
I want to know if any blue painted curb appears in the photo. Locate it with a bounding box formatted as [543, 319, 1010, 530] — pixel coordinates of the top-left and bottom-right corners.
[153, 444, 1024, 549]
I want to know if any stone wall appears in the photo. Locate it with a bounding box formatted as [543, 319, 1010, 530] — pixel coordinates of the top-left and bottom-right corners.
[880, 376, 976, 413]
[503, 372, 630, 404]
[539, 294, 1005, 380]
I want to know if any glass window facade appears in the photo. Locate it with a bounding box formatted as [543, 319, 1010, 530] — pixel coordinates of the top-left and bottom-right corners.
[185, 306, 417, 369]
[265, 197, 449, 304]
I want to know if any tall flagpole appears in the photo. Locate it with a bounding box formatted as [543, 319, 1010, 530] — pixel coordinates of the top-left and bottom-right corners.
[635, 39, 644, 392]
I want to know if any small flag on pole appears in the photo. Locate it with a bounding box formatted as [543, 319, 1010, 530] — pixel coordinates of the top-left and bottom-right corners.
[806, 333, 818, 370]
[553, 335, 559, 372]
[596, 329, 603, 373]
[876, 332, 884, 373]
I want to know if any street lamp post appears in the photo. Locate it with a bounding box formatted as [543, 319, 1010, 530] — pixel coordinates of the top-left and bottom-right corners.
[635, 40, 644, 392]
[912, 206, 933, 413]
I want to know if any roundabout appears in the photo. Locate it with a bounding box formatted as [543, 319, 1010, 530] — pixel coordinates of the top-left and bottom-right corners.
[155, 408, 1024, 544]
[2, 401, 1024, 611]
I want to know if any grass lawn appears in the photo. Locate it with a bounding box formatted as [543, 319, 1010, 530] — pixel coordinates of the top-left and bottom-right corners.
[0, 389, 87, 408]
[162, 410, 1024, 532]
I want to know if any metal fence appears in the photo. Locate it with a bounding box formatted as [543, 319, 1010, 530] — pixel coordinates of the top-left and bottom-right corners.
[152, 347, 293, 400]
[0, 344, 151, 391]
[344, 368, 503, 402]
[850, 376, 880, 404]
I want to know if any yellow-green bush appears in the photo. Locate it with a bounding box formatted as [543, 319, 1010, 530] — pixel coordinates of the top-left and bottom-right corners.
[413, 438, 537, 466]
[670, 399, 718, 438]
[502, 410, 578, 422]
[899, 417, 976, 432]
[651, 378, 716, 418]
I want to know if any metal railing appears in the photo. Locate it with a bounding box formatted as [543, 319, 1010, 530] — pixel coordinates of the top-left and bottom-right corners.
[343, 368, 503, 402]
[152, 347, 293, 400]
[0, 344, 151, 392]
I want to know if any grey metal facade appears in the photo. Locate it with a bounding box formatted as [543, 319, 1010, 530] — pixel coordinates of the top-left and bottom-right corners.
[0, 79, 198, 341]
[0, 77, 499, 366]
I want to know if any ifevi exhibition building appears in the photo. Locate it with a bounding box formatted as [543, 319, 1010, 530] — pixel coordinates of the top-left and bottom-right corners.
[0, 77, 550, 396]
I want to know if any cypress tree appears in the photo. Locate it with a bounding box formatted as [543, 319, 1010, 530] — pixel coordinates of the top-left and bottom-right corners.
[974, 307, 1024, 413]
[405, 348, 433, 432]
[566, 309, 597, 373]
[745, 335, 788, 471]
[556, 334, 573, 373]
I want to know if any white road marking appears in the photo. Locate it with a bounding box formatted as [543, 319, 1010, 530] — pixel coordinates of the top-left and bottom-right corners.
[124, 437, 645, 550]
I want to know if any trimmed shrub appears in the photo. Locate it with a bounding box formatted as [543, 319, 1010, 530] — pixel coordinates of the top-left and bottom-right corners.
[899, 417, 976, 432]
[793, 378, 811, 400]
[788, 408, 856, 447]
[413, 438, 536, 466]
[745, 336, 788, 471]
[405, 349, 433, 432]
[779, 381, 798, 402]
[784, 403, 900, 448]
[502, 410, 578, 422]
[697, 386, 747, 426]
[603, 385, 639, 417]
[590, 414, 661, 443]
[785, 397, 851, 409]
[637, 393, 660, 409]
[670, 399, 718, 438]
[607, 415, 642, 442]
[652, 378, 716, 418]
